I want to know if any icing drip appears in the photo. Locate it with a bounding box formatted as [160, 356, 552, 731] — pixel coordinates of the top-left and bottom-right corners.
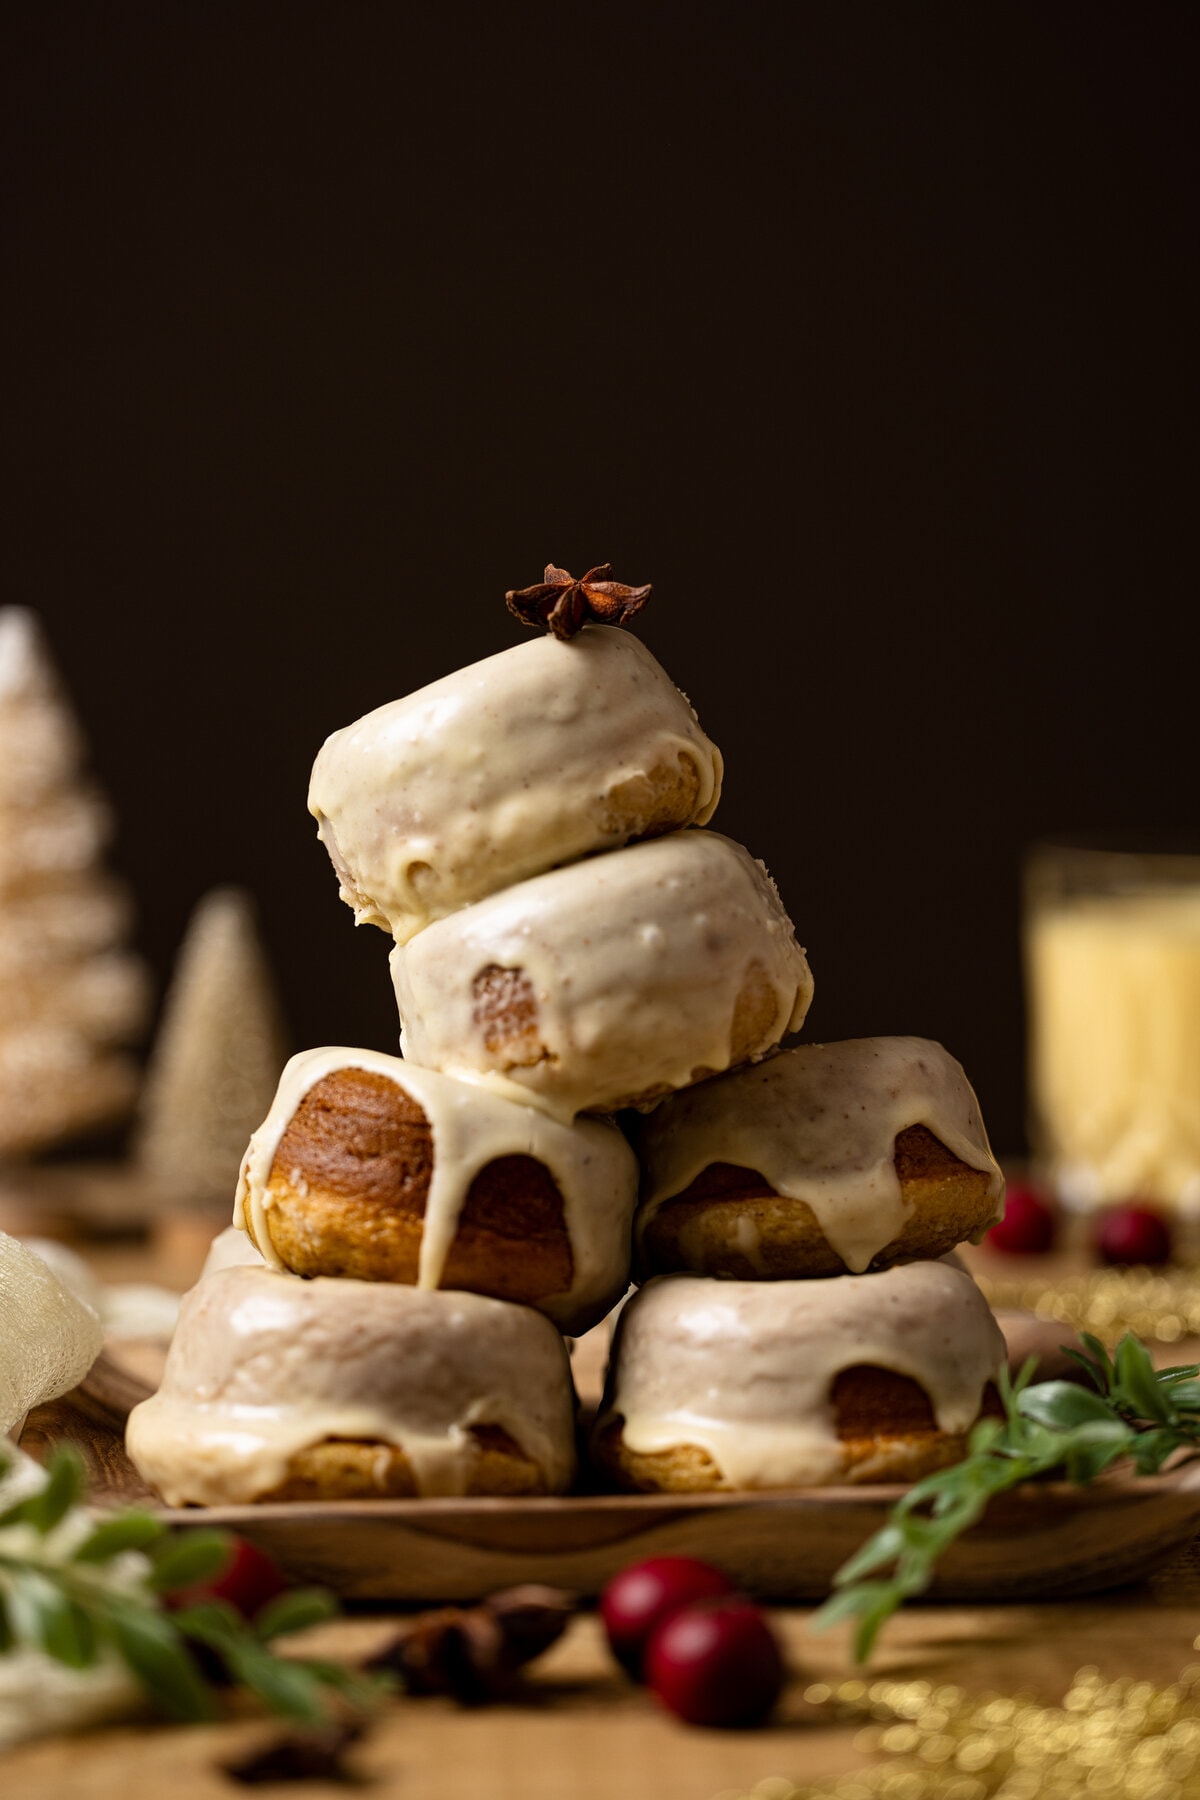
[390, 831, 813, 1121]
[308, 624, 723, 943]
[201, 1225, 266, 1279]
[126, 1267, 577, 1504]
[596, 1264, 1006, 1489]
[233, 1046, 638, 1331]
[636, 1038, 1004, 1273]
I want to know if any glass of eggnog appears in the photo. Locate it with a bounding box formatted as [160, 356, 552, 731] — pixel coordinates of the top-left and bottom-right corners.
[1024, 838, 1200, 1217]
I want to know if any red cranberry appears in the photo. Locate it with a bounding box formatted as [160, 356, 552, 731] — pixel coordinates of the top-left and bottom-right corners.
[168, 1535, 291, 1621]
[599, 1556, 734, 1678]
[1096, 1204, 1172, 1266]
[644, 1596, 785, 1727]
[986, 1184, 1056, 1254]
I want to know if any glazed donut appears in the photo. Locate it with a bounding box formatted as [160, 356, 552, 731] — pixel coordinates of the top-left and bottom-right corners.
[233, 1047, 638, 1335]
[126, 1267, 577, 1504]
[634, 1038, 1003, 1280]
[308, 624, 723, 943]
[391, 831, 813, 1120]
[590, 1264, 1005, 1492]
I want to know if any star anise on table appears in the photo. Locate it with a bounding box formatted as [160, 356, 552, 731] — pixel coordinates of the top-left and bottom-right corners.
[505, 563, 652, 640]
[366, 1585, 577, 1705]
[223, 1721, 367, 1786]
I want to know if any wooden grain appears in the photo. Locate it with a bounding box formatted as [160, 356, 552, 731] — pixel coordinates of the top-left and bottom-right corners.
[3, 1598, 1199, 1800]
[22, 1355, 1200, 1604]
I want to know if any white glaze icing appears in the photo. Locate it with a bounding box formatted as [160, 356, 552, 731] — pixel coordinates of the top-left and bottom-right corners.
[635, 1037, 1004, 1274]
[390, 831, 813, 1121]
[201, 1225, 266, 1279]
[126, 1267, 577, 1503]
[308, 624, 723, 942]
[594, 1264, 1005, 1489]
[232, 1045, 638, 1334]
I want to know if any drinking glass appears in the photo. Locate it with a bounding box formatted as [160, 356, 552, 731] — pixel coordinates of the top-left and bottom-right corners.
[1024, 838, 1200, 1214]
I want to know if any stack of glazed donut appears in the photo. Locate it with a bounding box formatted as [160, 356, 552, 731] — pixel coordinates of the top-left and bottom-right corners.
[127, 576, 814, 1504]
[127, 568, 1007, 1505]
[591, 1037, 1008, 1490]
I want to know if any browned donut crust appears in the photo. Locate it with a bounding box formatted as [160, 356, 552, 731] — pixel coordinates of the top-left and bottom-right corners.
[246, 1067, 574, 1303]
[592, 750, 705, 841]
[470, 957, 784, 1112]
[592, 1367, 1003, 1493]
[635, 1125, 997, 1281]
[257, 1424, 546, 1501]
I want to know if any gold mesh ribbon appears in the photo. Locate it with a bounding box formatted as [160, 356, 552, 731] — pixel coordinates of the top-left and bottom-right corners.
[715, 1663, 1200, 1799]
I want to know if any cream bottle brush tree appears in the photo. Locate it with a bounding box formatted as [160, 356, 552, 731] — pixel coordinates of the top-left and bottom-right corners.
[134, 887, 290, 1208]
[0, 610, 149, 1161]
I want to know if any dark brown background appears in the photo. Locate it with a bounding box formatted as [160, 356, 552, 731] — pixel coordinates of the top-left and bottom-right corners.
[3, 4, 1196, 1154]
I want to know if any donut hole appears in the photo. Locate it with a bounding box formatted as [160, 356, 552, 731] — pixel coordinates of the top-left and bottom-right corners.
[471, 964, 551, 1067]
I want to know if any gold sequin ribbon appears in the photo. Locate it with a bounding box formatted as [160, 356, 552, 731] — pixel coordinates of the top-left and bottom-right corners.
[715, 1664, 1200, 1800]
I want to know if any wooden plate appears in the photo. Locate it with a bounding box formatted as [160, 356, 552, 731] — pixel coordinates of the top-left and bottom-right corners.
[18, 1347, 1200, 1605]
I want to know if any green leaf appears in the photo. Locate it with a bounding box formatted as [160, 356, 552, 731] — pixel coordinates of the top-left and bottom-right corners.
[5, 1567, 97, 1668]
[831, 1524, 909, 1586]
[1114, 1335, 1172, 1423]
[812, 1580, 898, 1632]
[147, 1530, 234, 1594]
[1154, 1363, 1200, 1383]
[48, 1599, 99, 1670]
[1078, 1333, 1116, 1385]
[221, 1640, 331, 1722]
[295, 1658, 396, 1705]
[73, 1511, 166, 1563]
[813, 1342, 1198, 1669]
[1008, 1355, 1042, 1397]
[0, 1446, 86, 1533]
[1126, 1428, 1195, 1476]
[104, 1601, 217, 1722]
[1018, 1381, 1121, 1430]
[1063, 1437, 1130, 1484]
[966, 1417, 1004, 1456]
[254, 1588, 339, 1642]
[172, 1598, 245, 1651]
[0, 1448, 373, 1729]
[4, 1568, 51, 1648]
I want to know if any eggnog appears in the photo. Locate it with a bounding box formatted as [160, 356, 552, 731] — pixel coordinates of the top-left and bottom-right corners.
[1026, 881, 1200, 1212]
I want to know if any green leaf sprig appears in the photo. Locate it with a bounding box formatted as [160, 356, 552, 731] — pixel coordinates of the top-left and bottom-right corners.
[812, 1332, 1200, 1663]
[0, 1443, 385, 1723]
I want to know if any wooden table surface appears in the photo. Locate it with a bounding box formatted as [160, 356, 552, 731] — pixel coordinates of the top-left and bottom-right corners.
[5, 1590, 1198, 1799]
[6, 1220, 1200, 1798]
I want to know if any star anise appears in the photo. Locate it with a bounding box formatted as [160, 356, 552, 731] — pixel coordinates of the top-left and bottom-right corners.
[222, 1721, 366, 1786]
[366, 1585, 577, 1705]
[505, 563, 652, 640]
